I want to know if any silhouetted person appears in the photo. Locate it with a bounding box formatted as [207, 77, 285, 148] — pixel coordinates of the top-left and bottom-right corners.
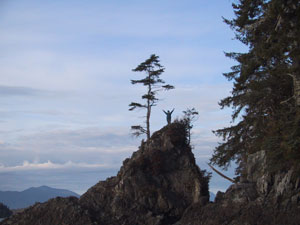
[163, 109, 174, 124]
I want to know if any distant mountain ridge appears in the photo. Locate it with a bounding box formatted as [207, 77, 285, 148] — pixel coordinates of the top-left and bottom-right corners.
[0, 186, 80, 209]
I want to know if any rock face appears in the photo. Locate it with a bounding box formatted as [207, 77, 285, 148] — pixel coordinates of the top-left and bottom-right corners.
[0, 122, 209, 225]
[176, 150, 300, 225]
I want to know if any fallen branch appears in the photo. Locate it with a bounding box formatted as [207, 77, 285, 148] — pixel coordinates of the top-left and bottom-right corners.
[207, 163, 236, 183]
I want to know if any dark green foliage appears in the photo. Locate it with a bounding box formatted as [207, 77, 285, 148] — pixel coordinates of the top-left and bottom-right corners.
[182, 108, 199, 145]
[211, 0, 300, 174]
[0, 202, 12, 218]
[129, 54, 174, 140]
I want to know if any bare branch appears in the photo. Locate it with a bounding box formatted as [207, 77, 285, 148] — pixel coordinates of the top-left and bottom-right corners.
[207, 163, 236, 183]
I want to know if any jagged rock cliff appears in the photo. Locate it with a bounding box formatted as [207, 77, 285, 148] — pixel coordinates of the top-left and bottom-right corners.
[1, 122, 209, 225]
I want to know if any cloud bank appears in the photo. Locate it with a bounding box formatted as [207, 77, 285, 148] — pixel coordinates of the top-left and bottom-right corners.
[0, 160, 114, 172]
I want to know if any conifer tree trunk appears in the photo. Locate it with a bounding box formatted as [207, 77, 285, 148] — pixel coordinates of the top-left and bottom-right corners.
[146, 98, 151, 140]
[146, 108, 151, 140]
[146, 80, 151, 140]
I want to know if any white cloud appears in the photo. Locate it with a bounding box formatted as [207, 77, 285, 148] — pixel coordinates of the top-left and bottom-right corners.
[0, 160, 114, 172]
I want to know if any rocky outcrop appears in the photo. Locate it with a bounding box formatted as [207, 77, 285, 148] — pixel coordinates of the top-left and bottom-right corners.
[246, 150, 300, 208]
[176, 150, 300, 225]
[0, 122, 210, 225]
[79, 122, 209, 225]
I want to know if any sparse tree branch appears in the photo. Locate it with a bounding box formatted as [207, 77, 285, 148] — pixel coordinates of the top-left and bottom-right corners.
[182, 108, 199, 144]
[129, 102, 147, 111]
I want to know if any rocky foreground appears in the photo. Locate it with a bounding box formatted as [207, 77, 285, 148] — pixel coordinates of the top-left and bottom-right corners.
[1, 122, 300, 225]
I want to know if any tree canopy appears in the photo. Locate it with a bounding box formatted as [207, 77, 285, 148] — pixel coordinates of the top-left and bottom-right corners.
[211, 0, 300, 174]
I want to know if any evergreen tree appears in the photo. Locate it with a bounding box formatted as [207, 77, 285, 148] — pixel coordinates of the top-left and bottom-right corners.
[129, 54, 174, 140]
[211, 0, 300, 174]
[182, 108, 199, 145]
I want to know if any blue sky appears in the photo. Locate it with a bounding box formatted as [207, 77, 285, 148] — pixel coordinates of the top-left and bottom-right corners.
[0, 0, 246, 194]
